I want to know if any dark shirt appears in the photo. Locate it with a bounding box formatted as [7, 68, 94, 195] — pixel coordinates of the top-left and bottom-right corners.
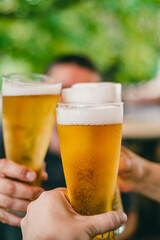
[42, 151, 66, 191]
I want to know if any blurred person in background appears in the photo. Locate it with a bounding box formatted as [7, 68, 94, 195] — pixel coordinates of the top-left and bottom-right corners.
[0, 54, 137, 240]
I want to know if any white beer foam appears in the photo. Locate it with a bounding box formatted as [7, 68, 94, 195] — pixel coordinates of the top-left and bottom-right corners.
[57, 104, 123, 125]
[72, 82, 121, 89]
[62, 84, 122, 103]
[3, 82, 62, 96]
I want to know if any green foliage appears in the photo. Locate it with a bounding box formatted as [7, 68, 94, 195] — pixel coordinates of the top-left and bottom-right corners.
[0, 0, 160, 89]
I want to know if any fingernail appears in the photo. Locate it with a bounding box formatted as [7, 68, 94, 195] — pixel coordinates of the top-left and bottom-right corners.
[26, 171, 36, 181]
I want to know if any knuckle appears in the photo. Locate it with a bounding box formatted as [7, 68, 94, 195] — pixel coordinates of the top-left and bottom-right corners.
[6, 181, 15, 195]
[38, 191, 51, 204]
[26, 201, 34, 213]
[39, 191, 49, 200]
[107, 212, 119, 229]
[52, 189, 62, 198]
[29, 187, 37, 198]
[18, 166, 27, 179]
[2, 196, 12, 208]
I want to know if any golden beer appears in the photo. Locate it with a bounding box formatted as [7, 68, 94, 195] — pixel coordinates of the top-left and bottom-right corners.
[58, 123, 122, 214]
[2, 73, 62, 185]
[57, 103, 123, 239]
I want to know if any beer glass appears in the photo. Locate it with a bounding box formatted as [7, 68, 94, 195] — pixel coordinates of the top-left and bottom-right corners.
[62, 82, 125, 235]
[57, 102, 123, 240]
[2, 73, 62, 186]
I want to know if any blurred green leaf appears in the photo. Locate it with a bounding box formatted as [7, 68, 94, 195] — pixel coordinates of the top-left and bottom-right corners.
[0, 0, 160, 90]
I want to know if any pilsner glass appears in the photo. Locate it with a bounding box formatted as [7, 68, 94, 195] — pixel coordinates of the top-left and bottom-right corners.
[57, 102, 123, 240]
[2, 73, 62, 186]
[62, 82, 125, 235]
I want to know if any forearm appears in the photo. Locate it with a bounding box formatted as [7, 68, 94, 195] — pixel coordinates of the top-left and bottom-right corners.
[135, 160, 160, 202]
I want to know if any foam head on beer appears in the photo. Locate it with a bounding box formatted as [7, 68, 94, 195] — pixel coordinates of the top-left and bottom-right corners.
[62, 82, 122, 103]
[57, 103, 123, 125]
[3, 80, 61, 96]
[72, 82, 121, 89]
[57, 102, 123, 217]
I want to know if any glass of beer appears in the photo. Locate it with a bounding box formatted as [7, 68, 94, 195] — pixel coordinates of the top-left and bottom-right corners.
[57, 102, 123, 240]
[62, 82, 125, 235]
[2, 73, 62, 186]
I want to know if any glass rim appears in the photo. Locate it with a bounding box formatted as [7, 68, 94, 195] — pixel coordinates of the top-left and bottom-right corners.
[57, 102, 123, 108]
[63, 84, 121, 92]
[62, 84, 122, 103]
[2, 72, 62, 85]
[72, 82, 122, 88]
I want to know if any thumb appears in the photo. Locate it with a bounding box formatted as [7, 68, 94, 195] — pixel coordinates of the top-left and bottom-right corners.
[84, 211, 127, 238]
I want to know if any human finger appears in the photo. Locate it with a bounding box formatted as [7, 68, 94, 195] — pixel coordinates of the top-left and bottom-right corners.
[83, 211, 127, 238]
[0, 159, 36, 182]
[0, 207, 21, 227]
[0, 193, 30, 211]
[0, 178, 44, 199]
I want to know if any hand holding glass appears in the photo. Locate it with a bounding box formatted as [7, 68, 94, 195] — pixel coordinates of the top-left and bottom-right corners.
[57, 102, 123, 240]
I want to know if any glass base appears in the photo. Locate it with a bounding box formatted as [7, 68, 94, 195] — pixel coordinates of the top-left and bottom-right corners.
[112, 184, 125, 235]
[114, 225, 125, 235]
[8, 209, 26, 217]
